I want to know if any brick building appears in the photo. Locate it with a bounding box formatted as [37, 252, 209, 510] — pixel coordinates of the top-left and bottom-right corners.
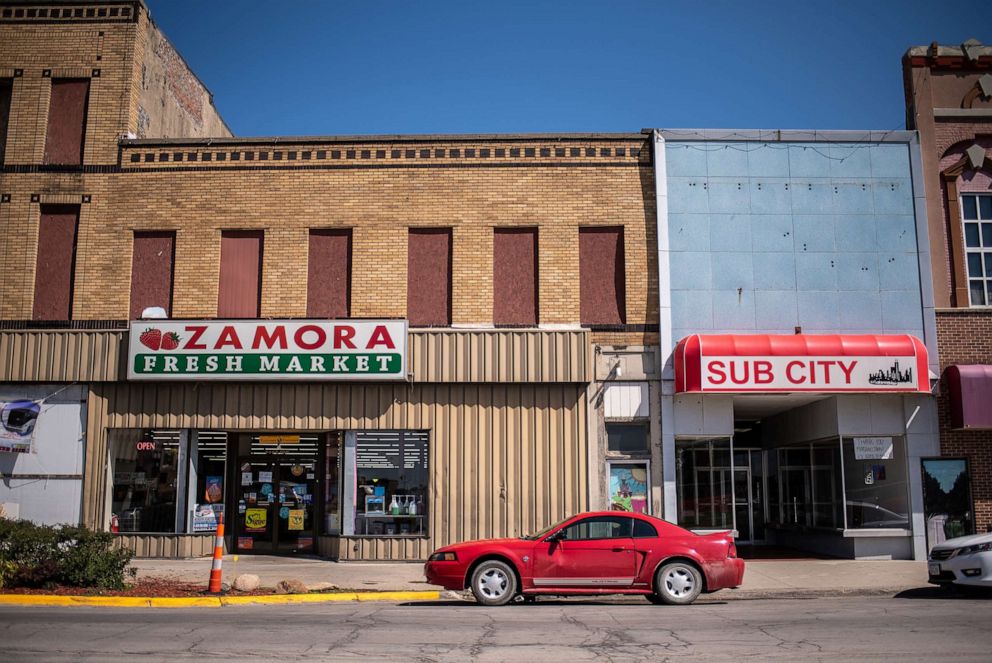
[904, 39, 992, 539]
[0, 1, 659, 560]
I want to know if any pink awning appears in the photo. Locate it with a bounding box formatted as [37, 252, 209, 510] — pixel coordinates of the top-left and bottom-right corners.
[946, 365, 992, 429]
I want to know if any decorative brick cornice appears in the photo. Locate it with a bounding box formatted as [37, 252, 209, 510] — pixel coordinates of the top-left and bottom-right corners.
[118, 137, 651, 171]
[0, 2, 140, 24]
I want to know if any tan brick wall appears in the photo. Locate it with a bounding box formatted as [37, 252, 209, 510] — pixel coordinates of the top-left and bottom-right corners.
[935, 310, 992, 533]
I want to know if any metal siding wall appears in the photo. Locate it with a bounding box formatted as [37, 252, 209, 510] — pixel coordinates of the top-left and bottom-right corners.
[0, 328, 589, 383]
[86, 382, 588, 560]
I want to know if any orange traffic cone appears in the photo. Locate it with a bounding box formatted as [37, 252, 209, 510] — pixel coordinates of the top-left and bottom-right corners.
[207, 511, 225, 594]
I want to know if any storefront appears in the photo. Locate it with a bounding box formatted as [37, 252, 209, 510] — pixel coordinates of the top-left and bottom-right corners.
[668, 333, 938, 560]
[53, 320, 595, 560]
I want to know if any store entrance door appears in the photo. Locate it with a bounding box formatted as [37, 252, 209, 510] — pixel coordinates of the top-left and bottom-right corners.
[234, 436, 321, 555]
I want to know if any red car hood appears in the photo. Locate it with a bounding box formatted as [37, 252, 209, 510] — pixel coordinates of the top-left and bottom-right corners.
[435, 538, 526, 553]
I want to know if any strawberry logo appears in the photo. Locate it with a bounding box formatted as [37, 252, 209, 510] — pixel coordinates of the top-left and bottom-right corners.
[139, 328, 162, 350]
[160, 332, 181, 350]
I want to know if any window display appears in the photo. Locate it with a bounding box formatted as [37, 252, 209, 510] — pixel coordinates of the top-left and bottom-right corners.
[345, 431, 428, 537]
[676, 438, 733, 529]
[843, 436, 909, 529]
[608, 462, 650, 514]
[111, 429, 182, 533]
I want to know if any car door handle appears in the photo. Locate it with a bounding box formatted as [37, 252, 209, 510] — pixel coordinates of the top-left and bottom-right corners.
[612, 547, 629, 552]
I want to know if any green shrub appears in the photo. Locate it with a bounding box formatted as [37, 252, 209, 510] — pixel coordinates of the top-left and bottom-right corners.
[0, 520, 135, 590]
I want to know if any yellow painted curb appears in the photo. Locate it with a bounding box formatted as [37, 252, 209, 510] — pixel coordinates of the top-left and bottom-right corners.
[0, 590, 440, 609]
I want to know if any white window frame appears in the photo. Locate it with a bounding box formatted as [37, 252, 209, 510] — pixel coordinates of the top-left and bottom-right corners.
[961, 193, 992, 307]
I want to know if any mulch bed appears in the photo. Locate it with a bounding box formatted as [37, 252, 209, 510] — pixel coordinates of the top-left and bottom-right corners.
[2, 577, 277, 597]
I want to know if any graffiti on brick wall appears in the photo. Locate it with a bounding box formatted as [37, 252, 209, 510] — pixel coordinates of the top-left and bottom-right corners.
[153, 32, 204, 127]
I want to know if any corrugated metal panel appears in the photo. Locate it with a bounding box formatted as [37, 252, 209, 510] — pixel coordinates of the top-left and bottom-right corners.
[87, 382, 589, 560]
[0, 330, 124, 382]
[0, 329, 590, 384]
[114, 534, 214, 558]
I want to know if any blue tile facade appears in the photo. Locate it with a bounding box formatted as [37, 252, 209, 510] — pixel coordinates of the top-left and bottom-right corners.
[665, 141, 923, 341]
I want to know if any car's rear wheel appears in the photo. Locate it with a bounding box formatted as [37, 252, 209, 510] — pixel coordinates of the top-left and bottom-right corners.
[653, 561, 703, 605]
[470, 560, 517, 606]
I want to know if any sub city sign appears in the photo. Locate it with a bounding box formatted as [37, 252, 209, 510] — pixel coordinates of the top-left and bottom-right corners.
[127, 320, 407, 381]
[674, 334, 929, 394]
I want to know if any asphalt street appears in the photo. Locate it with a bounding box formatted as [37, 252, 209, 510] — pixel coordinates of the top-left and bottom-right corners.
[2, 591, 990, 662]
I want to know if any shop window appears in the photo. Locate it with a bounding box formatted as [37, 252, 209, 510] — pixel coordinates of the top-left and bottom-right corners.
[43, 78, 89, 165]
[218, 230, 263, 318]
[129, 231, 175, 319]
[922, 458, 974, 550]
[962, 194, 992, 306]
[324, 433, 342, 535]
[111, 430, 184, 533]
[607, 423, 649, 454]
[344, 431, 428, 537]
[407, 229, 451, 326]
[579, 226, 626, 325]
[676, 438, 733, 529]
[493, 228, 538, 325]
[307, 229, 351, 318]
[0, 78, 11, 165]
[842, 436, 909, 529]
[32, 205, 79, 321]
[608, 462, 650, 514]
[110, 429, 229, 535]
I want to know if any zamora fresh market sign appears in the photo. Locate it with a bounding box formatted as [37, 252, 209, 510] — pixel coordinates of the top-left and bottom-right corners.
[127, 320, 407, 381]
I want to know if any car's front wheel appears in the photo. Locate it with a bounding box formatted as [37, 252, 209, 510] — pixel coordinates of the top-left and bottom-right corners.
[653, 561, 703, 605]
[470, 560, 517, 606]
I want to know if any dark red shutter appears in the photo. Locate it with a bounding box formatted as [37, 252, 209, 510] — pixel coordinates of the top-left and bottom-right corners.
[407, 229, 452, 326]
[130, 232, 175, 319]
[579, 227, 626, 325]
[307, 229, 351, 318]
[33, 205, 79, 320]
[44, 79, 89, 165]
[218, 231, 263, 318]
[0, 78, 12, 165]
[493, 228, 538, 325]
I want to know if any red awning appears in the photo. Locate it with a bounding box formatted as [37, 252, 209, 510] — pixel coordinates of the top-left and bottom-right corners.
[946, 365, 992, 429]
[674, 334, 929, 394]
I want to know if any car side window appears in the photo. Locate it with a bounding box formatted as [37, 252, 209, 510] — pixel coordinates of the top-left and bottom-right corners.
[561, 516, 632, 540]
[633, 519, 658, 538]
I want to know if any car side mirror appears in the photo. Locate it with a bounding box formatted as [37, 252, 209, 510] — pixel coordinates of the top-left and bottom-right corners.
[546, 530, 566, 543]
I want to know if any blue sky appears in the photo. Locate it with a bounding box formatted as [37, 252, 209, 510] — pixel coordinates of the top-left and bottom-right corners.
[146, 1, 992, 137]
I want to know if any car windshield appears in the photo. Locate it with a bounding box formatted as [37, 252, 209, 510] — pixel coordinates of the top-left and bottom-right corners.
[520, 518, 571, 541]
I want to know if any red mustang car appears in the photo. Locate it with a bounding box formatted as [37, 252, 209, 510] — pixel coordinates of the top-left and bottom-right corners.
[425, 511, 744, 606]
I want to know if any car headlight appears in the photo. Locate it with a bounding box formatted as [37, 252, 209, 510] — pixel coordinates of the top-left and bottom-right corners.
[429, 551, 458, 562]
[958, 542, 992, 556]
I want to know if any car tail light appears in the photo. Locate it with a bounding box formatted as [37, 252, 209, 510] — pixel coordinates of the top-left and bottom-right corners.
[728, 542, 737, 558]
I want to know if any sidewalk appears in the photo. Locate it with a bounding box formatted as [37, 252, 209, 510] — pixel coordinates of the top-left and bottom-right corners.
[132, 555, 930, 599]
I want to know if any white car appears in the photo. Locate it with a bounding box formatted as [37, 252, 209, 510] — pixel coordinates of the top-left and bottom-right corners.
[928, 532, 992, 589]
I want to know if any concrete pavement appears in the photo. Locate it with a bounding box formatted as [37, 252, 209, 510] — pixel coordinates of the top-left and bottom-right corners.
[131, 555, 932, 598]
[3, 594, 990, 661]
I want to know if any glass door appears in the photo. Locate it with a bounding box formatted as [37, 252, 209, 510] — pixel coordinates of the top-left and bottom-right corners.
[734, 467, 752, 542]
[275, 455, 318, 554]
[922, 458, 974, 552]
[780, 466, 811, 527]
[236, 456, 278, 553]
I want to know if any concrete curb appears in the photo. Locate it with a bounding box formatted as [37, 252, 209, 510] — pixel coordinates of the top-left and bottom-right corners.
[0, 590, 441, 609]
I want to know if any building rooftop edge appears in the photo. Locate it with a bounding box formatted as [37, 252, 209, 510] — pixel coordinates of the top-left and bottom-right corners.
[650, 129, 918, 143]
[120, 132, 651, 146]
[905, 41, 992, 59]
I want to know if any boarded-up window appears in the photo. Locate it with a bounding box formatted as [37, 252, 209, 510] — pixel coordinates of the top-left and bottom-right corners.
[307, 229, 352, 318]
[33, 205, 79, 320]
[218, 230, 263, 318]
[44, 79, 89, 165]
[493, 228, 538, 325]
[579, 227, 626, 325]
[407, 229, 451, 326]
[130, 232, 175, 319]
[0, 78, 12, 165]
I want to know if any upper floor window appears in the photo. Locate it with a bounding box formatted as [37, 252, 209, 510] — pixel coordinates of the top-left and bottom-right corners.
[963, 194, 992, 306]
[218, 230, 263, 318]
[0, 78, 12, 165]
[33, 205, 79, 321]
[579, 227, 626, 325]
[44, 79, 89, 166]
[407, 228, 452, 326]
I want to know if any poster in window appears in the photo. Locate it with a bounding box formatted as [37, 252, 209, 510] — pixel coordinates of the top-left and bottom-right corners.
[192, 503, 224, 533]
[0, 400, 41, 454]
[204, 476, 223, 503]
[288, 509, 304, 531]
[245, 508, 267, 532]
[610, 464, 649, 514]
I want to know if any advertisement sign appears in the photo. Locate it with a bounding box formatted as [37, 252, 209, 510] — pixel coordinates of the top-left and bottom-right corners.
[192, 504, 224, 533]
[288, 509, 305, 531]
[697, 356, 919, 392]
[245, 508, 267, 532]
[853, 437, 895, 460]
[0, 400, 40, 454]
[127, 320, 407, 381]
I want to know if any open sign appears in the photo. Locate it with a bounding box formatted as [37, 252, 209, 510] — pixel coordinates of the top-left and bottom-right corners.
[135, 440, 159, 451]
